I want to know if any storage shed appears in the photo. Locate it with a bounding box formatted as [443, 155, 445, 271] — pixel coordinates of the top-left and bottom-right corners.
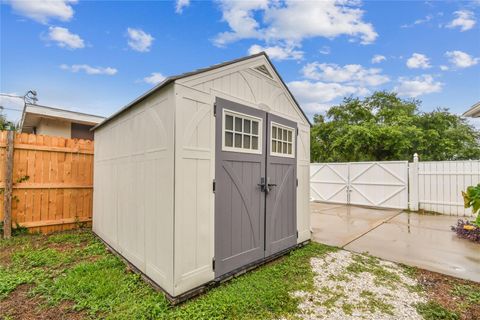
[92, 52, 311, 301]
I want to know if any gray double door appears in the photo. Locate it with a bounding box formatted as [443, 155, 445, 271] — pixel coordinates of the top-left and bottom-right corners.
[214, 98, 297, 278]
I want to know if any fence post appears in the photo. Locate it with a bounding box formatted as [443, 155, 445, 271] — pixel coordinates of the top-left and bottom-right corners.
[3, 130, 14, 239]
[409, 153, 419, 211]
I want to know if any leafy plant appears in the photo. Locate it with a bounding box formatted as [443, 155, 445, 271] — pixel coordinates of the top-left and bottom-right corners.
[462, 184, 480, 226]
[451, 220, 480, 243]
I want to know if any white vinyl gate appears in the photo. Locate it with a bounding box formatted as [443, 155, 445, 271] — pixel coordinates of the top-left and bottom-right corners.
[310, 161, 409, 209]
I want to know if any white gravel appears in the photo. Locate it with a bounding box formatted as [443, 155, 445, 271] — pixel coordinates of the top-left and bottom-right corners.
[290, 250, 426, 320]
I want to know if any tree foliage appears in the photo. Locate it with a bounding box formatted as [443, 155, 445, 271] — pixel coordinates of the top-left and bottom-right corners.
[0, 112, 15, 131]
[311, 92, 480, 162]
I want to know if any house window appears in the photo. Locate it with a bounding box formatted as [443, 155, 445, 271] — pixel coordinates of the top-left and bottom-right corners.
[270, 122, 295, 158]
[223, 109, 262, 154]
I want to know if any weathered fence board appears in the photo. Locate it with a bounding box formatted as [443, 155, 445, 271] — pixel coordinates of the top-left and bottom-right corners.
[0, 131, 94, 234]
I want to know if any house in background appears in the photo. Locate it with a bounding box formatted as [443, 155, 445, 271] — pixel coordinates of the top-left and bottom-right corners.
[19, 103, 105, 140]
[463, 101, 480, 118]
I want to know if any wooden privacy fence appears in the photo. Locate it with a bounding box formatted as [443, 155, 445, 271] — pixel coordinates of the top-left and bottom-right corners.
[1, 131, 94, 235]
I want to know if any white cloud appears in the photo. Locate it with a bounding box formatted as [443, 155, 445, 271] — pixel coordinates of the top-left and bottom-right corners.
[371, 54, 386, 64]
[214, 0, 377, 47]
[143, 72, 166, 85]
[47, 26, 84, 49]
[439, 65, 449, 71]
[445, 50, 479, 68]
[288, 61, 389, 114]
[394, 75, 443, 98]
[288, 80, 364, 110]
[175, 0, 190, 13]
[406, 53, 431, 69]
[319, 46, 331, 55]
[60, 64, 117, 75]
[288, 80, 370, 114]
[127, 28, 154, 52]
[401, 14, 433, 28]
[302, 62, 390, 87]
[248, 43, 303, 60]
[446, 10, 476, 31]
[8, 0, 77, 24]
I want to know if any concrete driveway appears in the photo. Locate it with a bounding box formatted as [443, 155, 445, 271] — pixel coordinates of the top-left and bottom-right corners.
[311, 202, 480, 283]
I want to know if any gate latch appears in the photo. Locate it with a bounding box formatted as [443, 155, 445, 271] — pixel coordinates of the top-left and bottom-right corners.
[258, 177, 268, 193]
[258, 177, 276, 194]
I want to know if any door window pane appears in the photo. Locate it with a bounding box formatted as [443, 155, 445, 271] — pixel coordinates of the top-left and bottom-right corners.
[234, 133, 242, 148]
[235, 117, 242, 131]
[243, 135, 250, 148]
[223, 110, 262, 153]
[244, 119, 251, 133]
[252, 121, 258, 135]
[225, 132, 233, 147]
[270, 123, 295, 157]
[252, 136, 258, 150]
[225, 115, 233, 130]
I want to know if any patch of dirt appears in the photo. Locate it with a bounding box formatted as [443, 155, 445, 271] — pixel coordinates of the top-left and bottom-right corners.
[0, 285, 86, 320]
[416, 269, 480, 320]
[0, 246, 15, 266]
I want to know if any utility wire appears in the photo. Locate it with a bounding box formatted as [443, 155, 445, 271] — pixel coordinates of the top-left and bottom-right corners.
[0, 93, 24, 99]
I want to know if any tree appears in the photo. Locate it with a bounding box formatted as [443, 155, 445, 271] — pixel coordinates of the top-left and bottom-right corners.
[0, 111, 16, 131]
[311, 91, 480, 162]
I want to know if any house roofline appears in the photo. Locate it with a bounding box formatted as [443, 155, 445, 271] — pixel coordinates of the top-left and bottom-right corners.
[463, 101, 480, 118]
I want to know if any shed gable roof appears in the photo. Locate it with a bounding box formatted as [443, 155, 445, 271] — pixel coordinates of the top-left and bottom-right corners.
[94, 52, 311, 130]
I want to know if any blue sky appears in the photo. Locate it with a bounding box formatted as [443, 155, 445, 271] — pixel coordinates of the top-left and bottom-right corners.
[1, 0, 479, 126]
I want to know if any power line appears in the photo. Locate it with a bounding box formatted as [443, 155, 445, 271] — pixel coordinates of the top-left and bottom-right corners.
[0, 106, 23, 112]
[0, 93, 24, 99]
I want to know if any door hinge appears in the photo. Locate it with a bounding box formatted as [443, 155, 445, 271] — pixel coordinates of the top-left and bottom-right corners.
[214, 103, 217, 117]
[213, 179, 216, 193]
[296, 230, 298, 238]
[296, 178, 298, 187]
[296, 128, 299, 136]
[212, 258, 216, 271]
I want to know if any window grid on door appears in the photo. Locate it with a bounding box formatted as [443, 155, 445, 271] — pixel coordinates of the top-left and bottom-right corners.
[222, 109, 262, 154]
[270, 122, 295, 158]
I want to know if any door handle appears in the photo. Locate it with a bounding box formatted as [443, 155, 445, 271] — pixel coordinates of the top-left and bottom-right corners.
[258, 177, 268, 193]
[266, 177, 276, 193]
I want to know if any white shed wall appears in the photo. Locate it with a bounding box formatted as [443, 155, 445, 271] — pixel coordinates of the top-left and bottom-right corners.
[173, 55, 310, 295]
[93, 86, 175, 295]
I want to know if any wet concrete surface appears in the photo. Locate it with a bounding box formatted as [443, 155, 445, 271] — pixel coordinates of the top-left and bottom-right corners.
[310, 202, 401, 247]
[310, 202, 480, 282]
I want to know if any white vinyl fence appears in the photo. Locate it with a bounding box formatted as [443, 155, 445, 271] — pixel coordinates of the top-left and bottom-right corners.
[310, 161, 409, 210]
[311, 155, 480, 216]
[411, 157, 480, 216]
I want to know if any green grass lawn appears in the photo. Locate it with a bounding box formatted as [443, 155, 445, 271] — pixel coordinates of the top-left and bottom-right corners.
[1, 230, 477, 320]
[0, 230, 336, 319]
